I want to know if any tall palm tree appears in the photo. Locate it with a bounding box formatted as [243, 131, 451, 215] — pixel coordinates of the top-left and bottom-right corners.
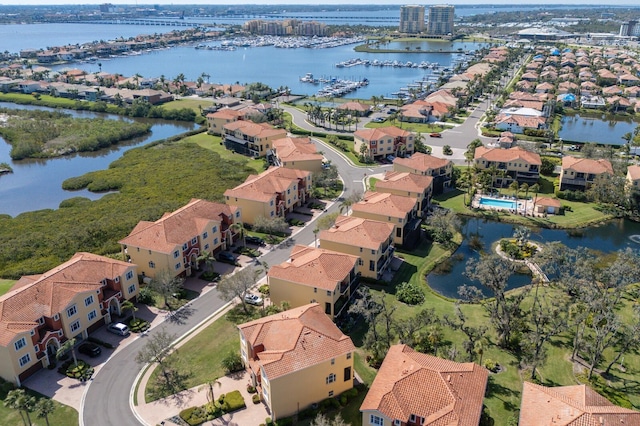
[4, 389, 29, 426]
[509, 180, 519, 199]
[198, 378, 222, 405]
[121, 300, 138, 321]
[520, 183, 530, 212]
[56, 337, 77, 367]
[35, 398, 55, 426]
[230, 223, 247, 247]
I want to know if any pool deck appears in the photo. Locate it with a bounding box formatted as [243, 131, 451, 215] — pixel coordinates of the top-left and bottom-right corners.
[472, 194, 534, 216]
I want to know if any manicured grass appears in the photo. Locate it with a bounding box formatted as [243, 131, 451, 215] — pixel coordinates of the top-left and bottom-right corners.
[0, 385, 78, 426]
[354, 351, 377, 386]
[162, 98, 215, 113]
[145, 314, 240, 402]
[365, 121, 449, 134]
[0, 280, 16, 297]
[181, 132, 264, 173]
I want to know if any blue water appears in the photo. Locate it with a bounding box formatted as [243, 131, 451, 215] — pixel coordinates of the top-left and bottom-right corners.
[479, 197, 517, 209]
[558, 114, 638, 146]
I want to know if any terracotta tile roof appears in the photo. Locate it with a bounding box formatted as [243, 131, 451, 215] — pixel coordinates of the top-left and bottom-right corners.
[238, 303, 355, 380]
[272, 137, 323, 163]
[534, 196, 562, 208]
[475, 146, 542, 165]
[206, 108, 244, 120]
[519, 382, 640, 426]
[319, 215, 394, 251]
[119, 199, 237, 253]
[352, 191, 417, 219]
[224, 167, 309, 203]
[503, 99, 545, 111]
[393, 153, 451, 173]
[425, 89, 457, 107]
[376, 171, 433, 195]
[354, 126, 412, 142]
[223, 120, 287, 139]
[361, 345, 488, 425]
[627, 164, 640, 181]
[268, 245, 358, 291]
[337, 101, 370, 112]
[562, 156, 614, 175]
[0, 253, 132, 345]
[495, 114, 547, 129]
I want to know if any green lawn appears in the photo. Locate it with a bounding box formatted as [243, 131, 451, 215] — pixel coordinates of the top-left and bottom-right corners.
[162, 98, 215, 113]
[0, 385, 78, 426]
[0, 280, 16, 297]
[181, 132, 264, 173]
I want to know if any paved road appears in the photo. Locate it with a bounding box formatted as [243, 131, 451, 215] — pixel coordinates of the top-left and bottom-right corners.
[81, 112, 389, 426]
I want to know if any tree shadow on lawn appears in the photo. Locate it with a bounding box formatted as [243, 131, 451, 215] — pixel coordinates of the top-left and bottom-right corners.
[486, 377, 519, 412]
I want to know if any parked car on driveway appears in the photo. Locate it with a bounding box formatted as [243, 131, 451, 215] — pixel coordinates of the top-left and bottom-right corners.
[107, 322, 130, 336]
[78, 342, 101, 357]
[245, 236, 266, 246]
[244, 293, 263, 306]
[217, 251, 238, 265]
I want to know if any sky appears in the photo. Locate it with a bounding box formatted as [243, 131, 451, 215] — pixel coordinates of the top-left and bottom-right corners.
[1, 1, 640, 6]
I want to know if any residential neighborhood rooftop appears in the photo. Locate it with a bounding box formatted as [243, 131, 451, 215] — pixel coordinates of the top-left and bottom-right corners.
[393, 152, 451, 172]
[352, 191, 417, 219]
[376, 171, 433, 194]
[562, 156, 614, 175]
[474, 146, 542, 165]
[319, 215, 394, 251]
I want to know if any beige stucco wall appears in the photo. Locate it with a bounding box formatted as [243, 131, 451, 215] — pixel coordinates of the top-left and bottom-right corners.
[318, 239, 388, 279]
[268, 276, 340, 318]
[0, 332, 38, 385]
[281, 159, 323, 174]
[226, 195, 277, 226]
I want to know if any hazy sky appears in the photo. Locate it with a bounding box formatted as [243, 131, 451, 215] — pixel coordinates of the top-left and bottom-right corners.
[1, 1, 640, 6]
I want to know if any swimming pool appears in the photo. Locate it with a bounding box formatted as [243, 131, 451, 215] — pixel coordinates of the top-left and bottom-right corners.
[479, 197, 517, 210]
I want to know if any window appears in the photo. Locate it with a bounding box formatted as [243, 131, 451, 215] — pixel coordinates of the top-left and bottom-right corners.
[203, 231, 208, 239]
[191, 237, 197, 245]
[236, 211, 240, 218]
[66, 305, 77, 318]
[370, 415, 383, 426]
[327, 290, 332, 296]
[287, 188, 290, 195]
[270, 211, 274, 217]
[182, 243, 188, 251]
[326, 373, 336, 384]
[214, 238, 218, 245]
[175, 263, 181, 270]
[314, 287, 317, 293]
[420, 418, 425, 425]
[149, 261, 156, 269]
[270, 200, 274, 206]
[344, 366, 351, 381]
[128, 284, 136, 294]
[126, 271, 134, 280]
[14, 337, 26, 351]
[369, 260, 375, 271]
[173, 250, 179, 259]
[347, 352, 352, 360]
[371, 249, 376, 255]
[328, 391, 334, 397]
[212, 226, 218, 233]
[410, 415, 416, 422]
[394, 421, 401, 426]
[70, 320, 80, 333]
[88, 310, 97, 321]
[204, 244, 209, 250]
[359, 247, 363, 253]
[19, 354, 31, 367]
[358, 259, 363, 266]
[331, 358, 335, 365]
[84, 295, 94, 307]
[53, 314, 59, 321]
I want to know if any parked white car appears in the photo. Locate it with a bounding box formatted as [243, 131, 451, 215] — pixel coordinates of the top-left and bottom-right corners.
[244, 293, 263, 306]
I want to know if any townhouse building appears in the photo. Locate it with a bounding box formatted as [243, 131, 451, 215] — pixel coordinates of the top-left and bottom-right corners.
[319, 216, 394, 280]
[224, 167, 312, 226]
[559, 156, 614, 191]
[351, 191, 421, 248]
[269, 137, 324, 173]
[354, 126, 415, 161]
[393, 152, 452, 194]
[222, 120, 287, 157]
[627, 165, 640, 202]
[474, 146, 542, 187]
[206, 108, 245, 136]
[238, 304, 355, 421]
[360, 344, 488, 426]
[268, 245, 359, 319]
[375, 171, 433, 217]
[0, 253, 139, 385]
[119, 199, 240, 279]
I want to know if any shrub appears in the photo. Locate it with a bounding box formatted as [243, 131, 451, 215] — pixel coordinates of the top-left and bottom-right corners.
[247, 384, 257, 393]
[137, 286, 154, 305]
[258, 284, 270, 295]
[220, 390, 246, 412]
[484, 359, 500, 373]
[396, 281, 425, 305]
[252, 394, 261, 404]
[201, 271, 220, 282]
[442, 145, 453, 155]
[128, 318, 150, 333]
[179, 406, 208, 426]
[221, 351, 244, 374]
[266, 417, 273, 426]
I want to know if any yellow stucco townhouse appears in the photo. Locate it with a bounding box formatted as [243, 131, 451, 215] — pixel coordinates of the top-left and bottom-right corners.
[222, 120, 287, 157]
[392, 152, 452, 195]
[626, 165, 640, 204]
[354, 126, 414, 162]
[206, 108, 245, 136]
[268, 245, 360, 319]
[0, 252, 138, 385]
[238, 303, 356, 421]
[559, 156, 614, 191]
[474, 146, 542, 188]
[224, 167, 312, 226]
[119, 198, 240, 279]
[374, 171, 433, 217]
[319, 215, 394, 280]
[269, 136, 324, 173]
[351, 191, 420, 249]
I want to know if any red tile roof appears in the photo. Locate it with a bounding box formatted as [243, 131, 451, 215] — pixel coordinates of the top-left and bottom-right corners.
[475, 146, 542, 165]
[224, 167, 310, 203]
[354, 126, 412, 142]
[352, 191, 417, 219]
[319, 215, 394, 251]
[519, 382, 640, 426]
[534, 196, 562, 208]
[361, 345, 488, 425]
[272, 137, 323, 163]
[376, 171, 433, 195]
[268, 245, 358, 291]
[393, 153, 451, 173]
[223, 120, 287, 139]
[627, 164, 640, 181]
[562, 156, 614, 175]
[238, 304, 355, 380]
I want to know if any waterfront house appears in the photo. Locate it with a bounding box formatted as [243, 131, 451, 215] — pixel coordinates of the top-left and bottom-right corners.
[392, 152, 452, 194]
[337, 101, 371, 117]
[560, 156, 614, 191]
[267, 245, 359, 319]
[360, 344, 488, 426]
[119, 199, 240, 279]
[519, 382, 640, 425]
[626, 165, 640, 203]
[474, 146, 542, 187]
[0, 253, 138, 386]
[619, 73, 640, 86]
[375, 171, 433, 217]
[224, 167, 312, 225]
[533, 196, 562, 215]
[206, 108, 245, 136]
[354, 126, 415, 161]
[494, 114, 547, 134]
[223, 120, 287, 157]
[351, 191, 420, 248]
[269, 137, 324, 173]
[580, 95, 606, 109]
[319, 216, 394, 280]
[238, 303, 355, 421]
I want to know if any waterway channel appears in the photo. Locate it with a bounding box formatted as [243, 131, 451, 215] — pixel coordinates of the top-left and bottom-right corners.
[0, 103, 195, 217]
[426, 217, 640, 299]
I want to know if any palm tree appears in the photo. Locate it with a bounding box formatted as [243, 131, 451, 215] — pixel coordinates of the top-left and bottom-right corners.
[198, 378, 222, 406]
[121, 300, 138, 321]
[509, 180, 519, 199]
[530, 183, 541, 210]
[230, 222, 247, 247]
[520, 183, 530, 212]
[4, 389, 29, 426]
[35, 398, 55, 426]
[56, 337, 77, 367]
[197, 250, 215, 273]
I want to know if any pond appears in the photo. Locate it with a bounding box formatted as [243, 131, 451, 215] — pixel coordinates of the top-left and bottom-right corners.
[558, 113, 638, 146]
[426, 217, 640, 299]
[0, 103, 196, 217]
